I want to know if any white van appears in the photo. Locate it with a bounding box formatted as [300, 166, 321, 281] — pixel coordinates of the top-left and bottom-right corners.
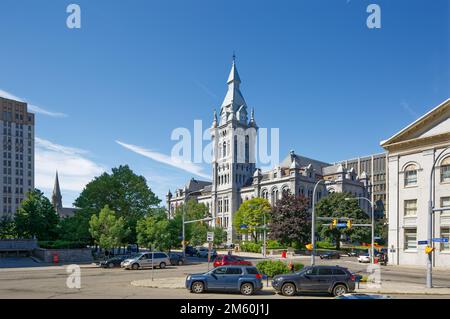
[121, 252, 170, 270]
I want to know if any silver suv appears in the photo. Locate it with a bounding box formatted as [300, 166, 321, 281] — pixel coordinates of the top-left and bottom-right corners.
[121, 252, 170, 270]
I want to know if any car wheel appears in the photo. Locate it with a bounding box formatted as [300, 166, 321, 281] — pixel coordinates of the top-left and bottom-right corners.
[191, 281, 204, 294]
[333, 284, 348, 297]
[108, 263, 114, 268]
[178, 260, 183, 266]
[240, 283, 254, 296]
[159, 262, 166, 269]
[131, 263, 139, 270]
[281, 283, 296, 297]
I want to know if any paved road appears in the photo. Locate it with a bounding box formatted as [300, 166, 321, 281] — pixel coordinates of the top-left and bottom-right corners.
[0, 256, 449, 299]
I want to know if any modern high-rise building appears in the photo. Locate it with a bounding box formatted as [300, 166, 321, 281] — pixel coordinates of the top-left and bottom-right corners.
[0, 96, 34, 217]
[336, 153, 388, 218]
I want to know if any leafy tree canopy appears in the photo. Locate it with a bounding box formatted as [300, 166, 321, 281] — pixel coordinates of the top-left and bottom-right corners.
[14, 189, 59, 241]
[74, 165, 160, 243]
[234, 197, 271, 242]
[269, 194, 311, 247]
[89, 205, 130, 250]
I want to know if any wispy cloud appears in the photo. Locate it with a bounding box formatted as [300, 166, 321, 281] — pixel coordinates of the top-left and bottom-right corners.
[35, 137, 105, 193]
[0, 89, 68, 118]
[400, 100, 419, 118]
[116, 140, 210, 180]
[194, 80, 219, 100]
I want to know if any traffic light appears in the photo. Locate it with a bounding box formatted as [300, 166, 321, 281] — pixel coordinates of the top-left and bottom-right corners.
[347, 220, 352, 229]
[425, 246, 435, 254]
[329, 219, 338, 230]
[305, 243, 313, 251]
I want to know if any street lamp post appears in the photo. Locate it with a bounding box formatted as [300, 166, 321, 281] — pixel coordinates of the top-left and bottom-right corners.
[346, 197, 375, 265]
[311, 179, 326, 266]
[427, 146, 450, 288]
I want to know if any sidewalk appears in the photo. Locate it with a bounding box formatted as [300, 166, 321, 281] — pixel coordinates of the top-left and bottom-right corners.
[356, 281, 450, 295]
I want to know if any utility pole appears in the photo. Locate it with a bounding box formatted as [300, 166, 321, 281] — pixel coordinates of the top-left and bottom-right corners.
[427, 146, 450, 288]
[346, 197, 375, 265]
[311, 179, 326, 266]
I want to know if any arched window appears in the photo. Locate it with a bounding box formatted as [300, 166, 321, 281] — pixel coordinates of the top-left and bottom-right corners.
[441, 157, 450, 183]
[271, 188, 279, 205]
[404, 164, 418, 186]
[262, 189, 268, 200]
[222, 141, 227, 158]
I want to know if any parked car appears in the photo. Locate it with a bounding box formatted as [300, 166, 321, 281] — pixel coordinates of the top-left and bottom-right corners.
[121, 252, 170, 270]
[185, 265, 263, 295]
[271, 265, 356, 297]
[213, 255, 252, 268]
[319, 251, 341, 259]
[196, 247, 217, 259]
[358, 254, 370, 263]
[169, 252, 186, 266]
[99, 255, 130, 268]
[185, 245, 197, 257]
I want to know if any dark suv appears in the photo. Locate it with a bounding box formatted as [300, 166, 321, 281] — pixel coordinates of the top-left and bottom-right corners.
[272, 265, 356, 297]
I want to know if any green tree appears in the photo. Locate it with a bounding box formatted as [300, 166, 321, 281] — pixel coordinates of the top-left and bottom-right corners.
[212, 226, 227, 247]
[174, 200, 211, 246]
[269, 194, 310, 248]
[89, 205, 130, 251]
[315, 192, 371, 250]
[136, 208, 177, 251]
[0, 215, 16, 239]
[74, 165, 160, 243]
[234, 198, 271, 242]
[14, 189, 59, 240]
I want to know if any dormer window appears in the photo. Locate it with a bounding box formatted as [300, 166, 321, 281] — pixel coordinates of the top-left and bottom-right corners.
[404, 164, 418, 186]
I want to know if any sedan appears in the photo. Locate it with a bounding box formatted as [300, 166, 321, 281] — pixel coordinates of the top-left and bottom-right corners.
[186, 266, 263, 295]
[169, 253, 186, 266]
[213, 255, 252, 268]
[319, 251, 341, 259]
[99, 255, 130, 268]
[358, 254, 370, 263]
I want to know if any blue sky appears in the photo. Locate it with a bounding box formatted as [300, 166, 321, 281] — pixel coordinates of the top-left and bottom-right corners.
[0, 0, 449, 207]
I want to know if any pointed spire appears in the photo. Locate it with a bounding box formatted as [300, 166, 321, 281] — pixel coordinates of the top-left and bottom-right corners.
[221, 54, 247, 119]
[227, 54, 241, 85]
[212, 109, 218, 128]
[52, 171, 62, 211]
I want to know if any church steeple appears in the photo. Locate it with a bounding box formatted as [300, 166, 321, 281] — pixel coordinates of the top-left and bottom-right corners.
[220, 54, 247, 123]
[52, 171, 62, 211]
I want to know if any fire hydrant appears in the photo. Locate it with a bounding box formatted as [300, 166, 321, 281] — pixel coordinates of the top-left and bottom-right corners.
[52, 253, 59, 264]
[281, 250, 287, 258]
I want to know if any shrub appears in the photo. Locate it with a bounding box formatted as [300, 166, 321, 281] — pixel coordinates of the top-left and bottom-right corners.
[38, 240, 88, 249]
[256, 260, 289, 277]
[240, 241, 262, 253]
[266, 240, 287, 249]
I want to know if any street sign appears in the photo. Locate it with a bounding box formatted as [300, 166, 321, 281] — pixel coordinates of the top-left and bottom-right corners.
[432, 238, 449, 243]
[418, 240, 428, 245]
[207, 232, 214, 242]
[336, 223, 347, 228]
[240, 224, 248, 229]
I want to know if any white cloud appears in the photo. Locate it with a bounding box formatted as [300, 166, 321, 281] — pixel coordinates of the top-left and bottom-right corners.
[0, 89, 68, 118]
[35, 137, 105, 193]
[28, 104, 68, 118]
[116, 140, 211, 180]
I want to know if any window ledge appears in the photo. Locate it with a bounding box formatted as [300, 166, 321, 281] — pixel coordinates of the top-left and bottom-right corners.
[404, 250, 418, 253]
[404, 185, 418, 189]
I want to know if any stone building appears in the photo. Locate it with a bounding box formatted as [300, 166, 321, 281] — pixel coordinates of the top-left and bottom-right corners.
[167, 59, 371, 244]
[381, 98, 450, 266]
